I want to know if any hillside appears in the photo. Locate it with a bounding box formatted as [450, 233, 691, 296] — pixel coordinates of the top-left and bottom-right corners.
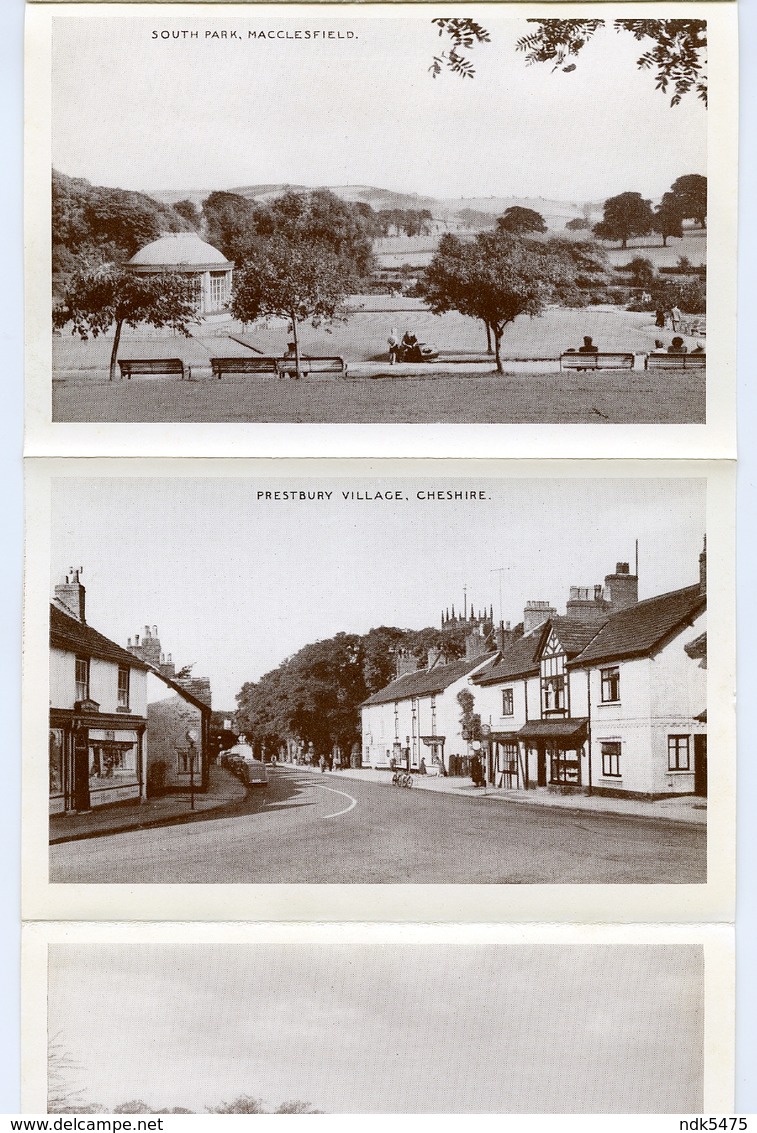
[146, 182, 598, 228]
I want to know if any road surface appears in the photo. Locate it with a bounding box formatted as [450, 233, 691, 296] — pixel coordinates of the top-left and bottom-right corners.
[50, 766, 706, 884]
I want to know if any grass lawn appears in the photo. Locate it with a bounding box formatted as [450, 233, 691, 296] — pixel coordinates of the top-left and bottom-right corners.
[53, 367, 705, 424]
[52, 300, 705, 424]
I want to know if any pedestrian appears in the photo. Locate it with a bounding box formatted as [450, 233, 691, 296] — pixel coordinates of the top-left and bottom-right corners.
[319, 754, 326, 773]
[671, 304, 682, 332]
[387, 327, 400, 365]
[655, 308, 666, 328]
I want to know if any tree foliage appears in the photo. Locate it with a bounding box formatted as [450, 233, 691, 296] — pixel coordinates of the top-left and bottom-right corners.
[565, 217, 591, 232]
[235, 623, 467, 757]
[52, 170, 191, 280]
[420, 231, 596, 372]
[497, 207, 547, 235]
[668, 173, 707, 227]
[173, 199, 202, 230]
[593, 192, 655, 249]
[432, 18, 707, 105]
[653, 193, 684, 246]
[201, 191, 260, 263]
[53, 263, 200, 381]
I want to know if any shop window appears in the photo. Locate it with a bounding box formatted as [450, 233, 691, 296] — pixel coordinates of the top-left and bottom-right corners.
[89, 741, 137, 783]
[502, 688, 514, 716]
[600, 666, 621, 703]
[550, 750, 580, 784]
[601, 740, 621, 777]
[117, 665, 130, 709]
[75, 656, 89, 701]
[668, 734, 691, 771]
[49, 729, 65, 796]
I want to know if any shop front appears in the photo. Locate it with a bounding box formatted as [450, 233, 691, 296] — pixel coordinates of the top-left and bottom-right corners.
[516, 718, 589, 791]
[49, 701, 146, 814]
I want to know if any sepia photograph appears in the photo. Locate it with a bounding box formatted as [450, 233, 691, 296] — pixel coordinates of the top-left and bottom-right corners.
[25, 460, 730, 898]
[22, 923, 734, 1115]
[33, 5, 729, 431]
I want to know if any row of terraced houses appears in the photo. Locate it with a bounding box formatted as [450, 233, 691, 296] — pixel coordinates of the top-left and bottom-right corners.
[361, 544, 708, 799]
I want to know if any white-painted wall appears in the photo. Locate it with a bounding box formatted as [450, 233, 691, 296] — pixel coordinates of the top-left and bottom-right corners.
[50, 646, 147, 716]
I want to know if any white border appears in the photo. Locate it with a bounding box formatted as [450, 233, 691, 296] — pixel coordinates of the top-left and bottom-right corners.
[24, 1, 737, 458]
[22, 457, 736, 924]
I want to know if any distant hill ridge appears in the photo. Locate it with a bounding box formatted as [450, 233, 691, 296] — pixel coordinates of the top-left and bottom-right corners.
[147, 182, 601, 223]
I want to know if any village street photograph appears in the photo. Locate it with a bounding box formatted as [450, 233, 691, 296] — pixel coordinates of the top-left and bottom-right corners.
[42, 10, 714, 425]
[38, 467, 716, 887]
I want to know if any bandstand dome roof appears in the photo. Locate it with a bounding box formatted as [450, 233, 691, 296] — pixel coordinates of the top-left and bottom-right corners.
[128, 232, 231, 267]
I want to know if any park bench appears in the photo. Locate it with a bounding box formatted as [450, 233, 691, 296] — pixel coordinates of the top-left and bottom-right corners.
[645, 352, 706, 370]
[559, 352, 635, 372]
[117, 358, 188, 380]
[211, 356, 279, 379]
[275, 356, 347, 379]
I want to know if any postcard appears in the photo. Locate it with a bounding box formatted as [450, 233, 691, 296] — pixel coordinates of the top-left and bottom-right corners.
[22, 457, 735, 922]
[24, 2, 736, 457]
[22, 921, 735, 1114]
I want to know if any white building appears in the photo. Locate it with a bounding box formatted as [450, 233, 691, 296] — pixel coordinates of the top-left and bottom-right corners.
[471, 549, 708, 798]
[126, 232, 233, 315]
[361, 646, 498, 772]
[49, 572, 150, 814]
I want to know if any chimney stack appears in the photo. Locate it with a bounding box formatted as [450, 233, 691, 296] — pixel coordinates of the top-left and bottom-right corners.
[523, 601, 556, 636]
[603, 562, 639, 612]
[55, 568, 86, 623]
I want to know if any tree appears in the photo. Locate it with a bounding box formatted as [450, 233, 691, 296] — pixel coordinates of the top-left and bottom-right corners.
[593, 192, 655, 249]
[420, 231, 579, 373]
[497, 207, 547, 235]
[668, 174, 707, 228]
[173, 199, 201, 230]
[457, 688, 481, 745]
[275, 1102, 324, 1114]
[231, 235, 356, 380]
[53, 263, 200, 382]
[432, 18, 708, 106]
[625, 257, 656, 288]
[202, 191, 260, 263]
[210, 1096, 268, 1114]
[255, 190, 375, 276]
[565, 217, 590, 231]
[653, 193, 684, 246]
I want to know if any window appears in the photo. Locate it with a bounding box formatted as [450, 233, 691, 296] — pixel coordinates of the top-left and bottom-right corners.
[89, 742, 137, 783]
[49, 729, 65, 796]
[75, 656, 89, 701]
[549, 749, 581, 785]
[502, 688, 514, 716]
[117, 666, 130, 709]
[541, 654, 567, 715]
[600, 666, 620, 703]
[394, 701, 399, 740]
[601, 741, 621, 777]
[668, 734, 691, 771]
[210, 272, 227, 306]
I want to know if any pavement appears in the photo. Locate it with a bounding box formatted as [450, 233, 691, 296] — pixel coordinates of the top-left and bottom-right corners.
[294, 764, 707, 826]
[49, 764, 248, 844]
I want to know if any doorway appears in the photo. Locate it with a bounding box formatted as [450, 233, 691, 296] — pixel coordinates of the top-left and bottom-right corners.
[537, 745, 547, 787]
[73, 730, 91, 812]
[694, 734, 707, 797]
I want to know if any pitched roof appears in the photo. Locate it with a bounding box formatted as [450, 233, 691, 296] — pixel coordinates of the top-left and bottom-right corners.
[147, 667, 212, 715]
[471, 633, 540, 685]
[50, 603, 150, 671]
[543, 616, 607, 658]
[572, 584, 705, 667]
[361, 652, 497, 707]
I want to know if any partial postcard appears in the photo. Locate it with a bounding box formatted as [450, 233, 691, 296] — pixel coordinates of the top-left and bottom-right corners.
[25, 3, 736, 457]
[22, 922, 735, 1114]
[22, 458, 735, 922]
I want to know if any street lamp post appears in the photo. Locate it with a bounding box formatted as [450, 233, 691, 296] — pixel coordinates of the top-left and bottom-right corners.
[186, 729, 198, 811]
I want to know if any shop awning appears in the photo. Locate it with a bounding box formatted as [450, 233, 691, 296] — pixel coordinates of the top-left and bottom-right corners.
[489, 731, 520, 743]
[517, 718, 588, 743]
[420, 735, 446, 745]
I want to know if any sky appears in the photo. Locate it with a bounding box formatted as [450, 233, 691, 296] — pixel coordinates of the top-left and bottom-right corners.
[50, 474, 706, 708]
[48, 942, 703, 1113]
[51, 15, 707, 202]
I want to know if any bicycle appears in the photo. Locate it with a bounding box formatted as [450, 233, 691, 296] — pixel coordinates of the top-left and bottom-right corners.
[391, 770, 413, 788]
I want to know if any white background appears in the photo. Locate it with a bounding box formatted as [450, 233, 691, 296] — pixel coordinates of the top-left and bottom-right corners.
[2, 0, 755, 1115]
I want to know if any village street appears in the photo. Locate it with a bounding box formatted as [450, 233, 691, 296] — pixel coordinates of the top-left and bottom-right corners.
[50, 765, 706, 885]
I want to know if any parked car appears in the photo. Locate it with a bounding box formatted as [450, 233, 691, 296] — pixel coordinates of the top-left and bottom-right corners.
[224, 742, 269, 787]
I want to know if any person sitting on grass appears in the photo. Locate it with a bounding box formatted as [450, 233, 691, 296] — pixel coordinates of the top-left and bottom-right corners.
[667, 336, 688, 354]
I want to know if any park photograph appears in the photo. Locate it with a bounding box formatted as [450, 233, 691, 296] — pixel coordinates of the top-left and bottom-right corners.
[40, 9, 717, 426]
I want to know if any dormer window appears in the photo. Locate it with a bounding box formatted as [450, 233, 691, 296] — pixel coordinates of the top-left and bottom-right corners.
[540, 631, 567, 716]
[502, 688, 514, 717]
